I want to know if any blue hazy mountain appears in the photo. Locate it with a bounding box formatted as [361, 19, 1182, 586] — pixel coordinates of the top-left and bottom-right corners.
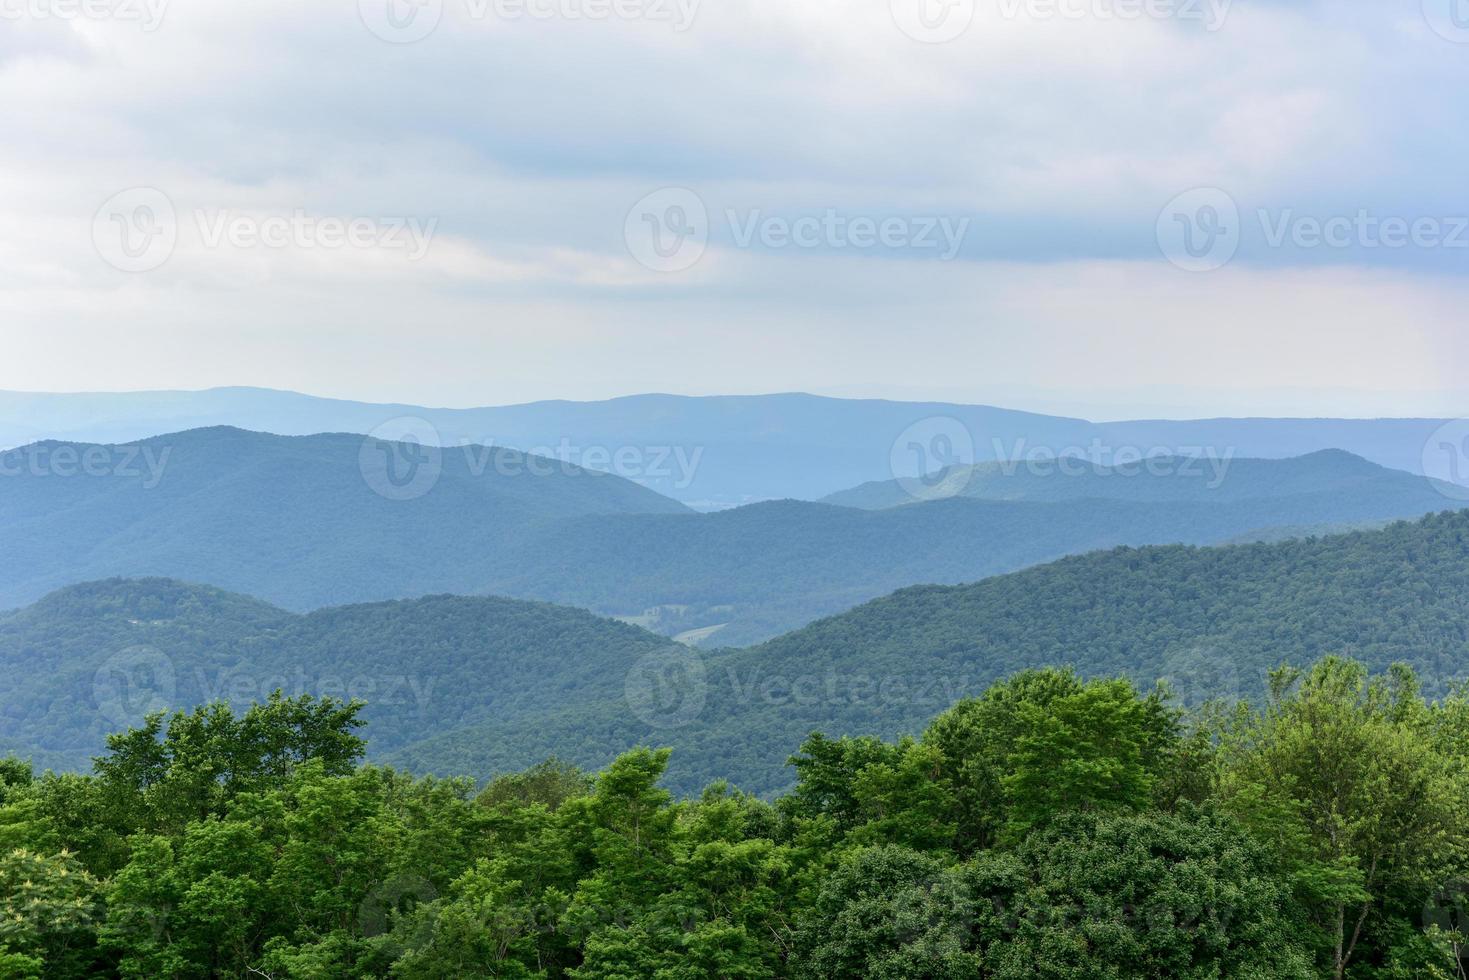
[0, 426, 687, 611]
[1, 387, 1456, 507]
[1, 426, 1461, 644]
[820, 448, 1459, 509]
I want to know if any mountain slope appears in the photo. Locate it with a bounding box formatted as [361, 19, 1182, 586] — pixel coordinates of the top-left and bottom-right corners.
[481, 495, 1439, 646]
[821, 449, 1457, 509]
[0, 427, 688, 610]
[3, 430, 1461, 643]
[0, 578, 680, 771]
[394, 510, 1469, 795]
[476, 451, 1462, 644]
[2, 386, 1457, 506]
[9, 510, 1469, 794]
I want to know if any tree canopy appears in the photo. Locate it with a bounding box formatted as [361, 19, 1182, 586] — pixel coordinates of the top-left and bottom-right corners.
[0, 657, 1466, 977]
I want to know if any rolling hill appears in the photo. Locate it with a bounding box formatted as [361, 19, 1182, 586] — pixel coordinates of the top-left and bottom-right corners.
[0, 577, 682, 772]
[9, 511, 1469, 797]
[2, 386, 1458, 507]
[3, 429, 1463, 643]
[478, 467, 1463, 645]
[393, 510, 1469, 794]
[821, 448, 1459, 509]
[0, 426, 687, 611]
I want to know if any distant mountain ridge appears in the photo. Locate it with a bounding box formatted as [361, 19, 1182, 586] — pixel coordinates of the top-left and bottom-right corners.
[1, 428, 1463, 643]
[1, 386, 1458, 506]
[820, 448, 1461, 509]
[479, 465, 1463, 644]
[0, 426, 687, 611]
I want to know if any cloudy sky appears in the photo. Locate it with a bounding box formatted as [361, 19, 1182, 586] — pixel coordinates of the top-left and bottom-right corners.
[1, 0, 1466, 418]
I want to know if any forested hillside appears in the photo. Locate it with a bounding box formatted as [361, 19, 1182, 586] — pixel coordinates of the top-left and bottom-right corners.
[483, 458, 1463, 643]
[8, 512, 1469, 796]
[0, 579, 679, 772]
[398, 510, 1469, 794]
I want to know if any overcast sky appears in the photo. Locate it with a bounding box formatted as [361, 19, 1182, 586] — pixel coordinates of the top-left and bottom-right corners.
[1, 0, 1466, 419]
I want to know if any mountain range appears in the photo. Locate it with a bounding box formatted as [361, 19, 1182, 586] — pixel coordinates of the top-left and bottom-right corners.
[821, 447, 1460, 509]
[0, 577, 679, 774]
[1, 428, 1463, 643]
[4, 509, 1469, 794]
[393, 509, 1469, 793]
[0, 426, 685, 611]
[1, 387, 1457, 507]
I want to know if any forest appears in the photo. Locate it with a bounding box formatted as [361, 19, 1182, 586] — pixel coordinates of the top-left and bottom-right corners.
[1, 655, 1466, 978]
[6, 512, 1469, 799]
[392, 510, 1469, 795]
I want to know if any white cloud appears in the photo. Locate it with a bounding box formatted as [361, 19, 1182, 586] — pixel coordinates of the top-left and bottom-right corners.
[0, 0, 1464, 414]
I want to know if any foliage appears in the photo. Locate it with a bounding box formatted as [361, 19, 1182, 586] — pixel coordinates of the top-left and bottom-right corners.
[0, 656, 1467, 977]
[393, 509, 1469, 795]
[7, 512, 1469, 798]
[1215, 658, 1469, 978]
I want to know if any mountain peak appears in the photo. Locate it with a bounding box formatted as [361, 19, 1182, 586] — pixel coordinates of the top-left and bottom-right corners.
[15, 577, 290, 625]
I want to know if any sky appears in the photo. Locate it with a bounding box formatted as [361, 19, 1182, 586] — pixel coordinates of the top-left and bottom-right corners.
[1, 0, 1467, 419]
